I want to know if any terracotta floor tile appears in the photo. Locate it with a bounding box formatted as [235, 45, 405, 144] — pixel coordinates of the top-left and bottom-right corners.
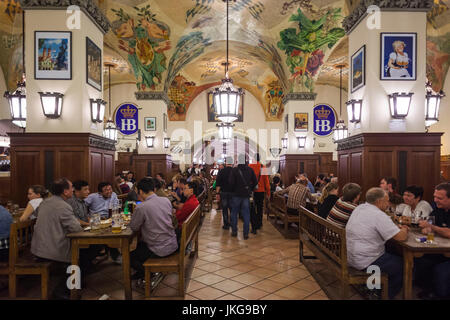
[246, 251, 269, 258]
[231, 263, 258, 273]
[196, 263, 225, 273]
[267, 273, 299, 286]
[211, 279, 247, 293]
[263, 263, 292, 272]
[251, 279, 287, 293]
[247, 267, 279, 279]
[231, 273, 263, 286]
[216, 294, 242, 300]
[194, 274, 226, 285]
[274, 286, 311, 300]
[291, 279, 321, 293]
[215, 258, 241, 267]
[184, 294, 199, 300]
[305, 293, 329, 300]
[201, 254, 224, 262]
[212, 268, 245, 278]
[259, 293, 287, 300]
[233, 287, 269, 300]
[189, 286, 227, 300]
[284, 267, 311, 279]
[186, 280, 207, 293]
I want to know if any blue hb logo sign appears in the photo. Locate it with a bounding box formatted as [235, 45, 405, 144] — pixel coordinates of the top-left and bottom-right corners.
[115, 103, 138, 135]
[313, 104, 336, 137]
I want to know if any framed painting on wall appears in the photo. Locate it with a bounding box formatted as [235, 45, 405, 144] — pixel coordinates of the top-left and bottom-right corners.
[294, 113, 308, 131]
[380, 32, 416, 81]
[35, 31, 72, 80]
[145, 117, 156, 131]
[351, 45, 365, 93]
[86, 37, 102, 91]
[207, 92, 244, 122]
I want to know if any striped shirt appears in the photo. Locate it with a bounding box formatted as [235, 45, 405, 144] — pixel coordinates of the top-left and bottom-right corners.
[326, 198, 357, 228]
[276, 183, 314, 210]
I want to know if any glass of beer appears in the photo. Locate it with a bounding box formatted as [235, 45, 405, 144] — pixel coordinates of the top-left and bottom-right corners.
[111, 212, 122, 234]
[426, 216, 435, 244]
[90, 213, 101, 232]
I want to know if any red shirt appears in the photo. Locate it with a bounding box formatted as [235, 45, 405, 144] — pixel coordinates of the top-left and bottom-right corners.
[249, 162, 270, 197]
[175, 195, 199, 229]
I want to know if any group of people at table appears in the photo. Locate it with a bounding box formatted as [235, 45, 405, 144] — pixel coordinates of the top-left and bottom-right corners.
[268, 172, 450, 300]
[0, 169, 209, 299]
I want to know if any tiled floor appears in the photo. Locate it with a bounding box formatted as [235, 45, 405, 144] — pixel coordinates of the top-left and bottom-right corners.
[0, 207, 364, 300]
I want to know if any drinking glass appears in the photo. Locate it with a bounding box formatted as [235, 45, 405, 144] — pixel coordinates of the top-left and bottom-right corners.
[426, 216, 435, 243]
[411, 211, 420, 228]
[90, 213, 101, 232]
[6, 200, 13, 212]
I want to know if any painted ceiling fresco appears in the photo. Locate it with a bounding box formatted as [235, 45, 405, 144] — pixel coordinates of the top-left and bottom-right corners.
[1, 0, 450, 121]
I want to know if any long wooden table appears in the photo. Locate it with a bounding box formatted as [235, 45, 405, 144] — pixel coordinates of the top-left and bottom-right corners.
[67, 227, 135, 300]
[394, 229, 450, 300]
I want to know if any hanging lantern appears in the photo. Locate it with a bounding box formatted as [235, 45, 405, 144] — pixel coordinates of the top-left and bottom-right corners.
[212, 76, 243, 123]
[90, 98, 106, 123]
[4, 77, 26, 128]
[281, 137, 288, 149]
[103, 119, 118, 142]
[217, 122, 234, 141]
[388, 92, 413, 119]
[39, 92, 64, 118]
[163, 137, 170, 148]
[333, 120, 348, 142]
[425, 81, 445, 127]
[297, 136, 307, 149]
[145, 136, 155, 148]
[346, 99, 362, 123]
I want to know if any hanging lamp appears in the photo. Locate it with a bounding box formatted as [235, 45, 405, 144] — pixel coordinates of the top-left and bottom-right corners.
[4, 75, 26, 128]
[425, 79, 445, 127]
[333, 64, 348, 143]
[103, 62, 118, 141]
[211, 0, 243, 123]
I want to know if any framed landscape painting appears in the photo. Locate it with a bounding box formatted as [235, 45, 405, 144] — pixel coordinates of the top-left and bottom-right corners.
[294, 113, 308, 131]
[381, 32, 416, 81]
[86, 37, 102, 91]
[145, 117, 156, 131]
[35, 31, 71, 80]
[351, 45, 365, 93]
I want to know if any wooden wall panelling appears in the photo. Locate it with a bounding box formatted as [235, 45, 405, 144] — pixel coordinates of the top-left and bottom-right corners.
[0, 176, 11, 205]
[408, 150, 440, 201]
[12, 151, 42, 206]
[90, 152, 103, 192]
[56, 150, 86, 183]
[441, 155, 450, 181]
[103, 153, 114, 185]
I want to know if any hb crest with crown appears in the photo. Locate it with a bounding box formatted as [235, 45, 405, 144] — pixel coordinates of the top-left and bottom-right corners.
[315, 106, 331, 119]
[313, 104, 336, 137]
[116, 103, 139, 135]
[120, 105, 137, 118]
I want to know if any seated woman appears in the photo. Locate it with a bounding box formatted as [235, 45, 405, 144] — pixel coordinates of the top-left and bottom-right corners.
[20, 185, 49, 221]
[174, 182, 199, 240]
[271, 176, 283, 193]
[154, 178, 169, 198]
[396, 185, 432, 219]
[317, 182, 339, 219]
[0, 205, 13, 262]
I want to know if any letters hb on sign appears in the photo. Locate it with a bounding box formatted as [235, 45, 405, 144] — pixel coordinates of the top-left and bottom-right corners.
[315, 120, 331, 132]
[121, 119, 137, 131]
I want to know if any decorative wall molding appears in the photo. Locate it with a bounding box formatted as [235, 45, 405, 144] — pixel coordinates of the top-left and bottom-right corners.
[342, 0, 433, 34]
[19, 0, 111, 33]
[337, 135, 364, 151]
[282, 92, 317, 104]
[89, 135, 116, 151]
[135, 91, 170, 105]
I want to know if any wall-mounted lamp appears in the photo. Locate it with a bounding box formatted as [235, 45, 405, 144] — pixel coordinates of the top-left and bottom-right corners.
[90, 98, 106, 123]
[281, 137, 288, 149]
[270, 147, 281, 158]
[297, 136, 307, 149]
[39, 92, 63, 118]
[425, 81, 445, 127]
[163, 137, 170, 148]
[388, 92, 413, 119]
[346, 99, 362, 123]
[145, 136, 155, 148]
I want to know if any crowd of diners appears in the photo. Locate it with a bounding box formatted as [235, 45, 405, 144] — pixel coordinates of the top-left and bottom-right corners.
[0, 167, 210, 299]
[0, 156, 449, 300]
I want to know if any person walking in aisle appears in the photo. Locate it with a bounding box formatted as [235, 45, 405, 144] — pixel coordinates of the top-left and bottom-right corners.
[249, 153, 270, 234]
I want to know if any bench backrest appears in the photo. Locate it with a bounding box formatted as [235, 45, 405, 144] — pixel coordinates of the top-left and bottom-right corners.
[272, 193, 287, 212]
[299, 206, 348, 272]
[179, 205, 201, 265]
[9, 219, 36, 266]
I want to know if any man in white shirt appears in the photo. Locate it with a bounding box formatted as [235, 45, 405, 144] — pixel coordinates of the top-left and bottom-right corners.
[346, 187, 408, 299]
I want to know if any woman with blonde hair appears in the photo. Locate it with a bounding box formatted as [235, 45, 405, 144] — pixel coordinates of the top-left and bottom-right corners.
[387, 40, 411, 78]
[20, 185, 49, 221]
[317, 182, 339, 219]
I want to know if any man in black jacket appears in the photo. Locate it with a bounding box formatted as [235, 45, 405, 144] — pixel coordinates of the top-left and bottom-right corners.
[228, 154, 258, 239]
[216, 156, 234, 230]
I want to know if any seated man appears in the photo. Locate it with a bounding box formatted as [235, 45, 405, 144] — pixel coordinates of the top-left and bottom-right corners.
[175, 182, 199, 233]
[154, 178, 169, 198]
[418, 182, 450, 299]
[66, 180, 90, 227]
[396, 185, 433, 219]
[129, 178, 178, 281]
[380, 177, 403, 212]
[327, 183, 361, 228]
[85, 182, 119, 219]
[30, 178, 91, 300]
[0, 205, 12, 262]
[298, 173, 315, 194]
[346, 188, 409, 299]
[170, 178, 187, 210]
[275, 178, 315, 215]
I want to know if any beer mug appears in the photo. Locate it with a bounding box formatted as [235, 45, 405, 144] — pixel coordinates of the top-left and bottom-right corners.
[111, 212, 122, 234]
[90, 213, 101, 232]
[426, 216, 435, 243]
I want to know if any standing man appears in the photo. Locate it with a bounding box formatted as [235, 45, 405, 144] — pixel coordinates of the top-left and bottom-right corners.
[67, 180, 90, 227]
[215, 156, 234, 230]
[249, 153, 270, 234]
[228, 154, 258, 240]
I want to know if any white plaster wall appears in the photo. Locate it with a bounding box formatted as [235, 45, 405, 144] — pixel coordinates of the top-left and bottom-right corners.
[24, 10, 103, 134]
[348, 12, 428, 134]
[429, 71, 450, 155]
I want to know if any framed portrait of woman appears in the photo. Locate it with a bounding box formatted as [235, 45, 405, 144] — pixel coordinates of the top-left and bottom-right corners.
[380, 33, 416, 81]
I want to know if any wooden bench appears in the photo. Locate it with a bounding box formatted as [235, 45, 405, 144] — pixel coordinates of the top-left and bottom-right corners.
[143, 205, 201, 299]
[8, 220, 52, 299]
[270, 193, 299, 233]
[298, 206, 388, 300]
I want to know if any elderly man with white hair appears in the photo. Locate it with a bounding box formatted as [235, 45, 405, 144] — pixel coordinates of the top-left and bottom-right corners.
[346, 187, 409, 299]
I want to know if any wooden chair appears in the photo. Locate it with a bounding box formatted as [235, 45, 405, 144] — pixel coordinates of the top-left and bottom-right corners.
[143, 205, 201, 299]
[298, 206, 389, 300]
[8, 220, 52, 299]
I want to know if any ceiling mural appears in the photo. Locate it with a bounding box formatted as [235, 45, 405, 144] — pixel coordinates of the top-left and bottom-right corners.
[1, 0, 450, 120]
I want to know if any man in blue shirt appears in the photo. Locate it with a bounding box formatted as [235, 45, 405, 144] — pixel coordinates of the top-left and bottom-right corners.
[0, 205, 12, 262]
[85, 182, 119, 219]
[299, 173, 315, 194]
